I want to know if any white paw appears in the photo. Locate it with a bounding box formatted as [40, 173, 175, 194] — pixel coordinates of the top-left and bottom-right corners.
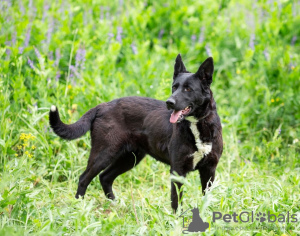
[50, 105, 56, 112]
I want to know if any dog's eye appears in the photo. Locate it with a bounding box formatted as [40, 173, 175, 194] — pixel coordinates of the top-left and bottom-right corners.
[172, 86, 177, 91]
[184, 87, 192, 92]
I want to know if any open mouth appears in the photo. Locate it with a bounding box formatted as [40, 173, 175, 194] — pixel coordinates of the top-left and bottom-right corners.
[170, 105, 192, 123]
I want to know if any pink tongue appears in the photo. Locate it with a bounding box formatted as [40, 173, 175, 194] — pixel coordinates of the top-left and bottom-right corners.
[170, 110, 182, 123]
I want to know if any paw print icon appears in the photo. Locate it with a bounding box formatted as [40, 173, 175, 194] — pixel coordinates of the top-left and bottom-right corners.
[256, 212, 266, 222]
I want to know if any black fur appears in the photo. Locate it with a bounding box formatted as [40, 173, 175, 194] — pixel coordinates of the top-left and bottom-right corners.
[49, 54, 223, 212]
[50, 106, 97, 140]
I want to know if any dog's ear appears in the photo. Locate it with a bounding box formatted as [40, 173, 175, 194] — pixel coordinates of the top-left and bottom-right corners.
[195, 57, 214, 86]
[174, 54, 187, 78]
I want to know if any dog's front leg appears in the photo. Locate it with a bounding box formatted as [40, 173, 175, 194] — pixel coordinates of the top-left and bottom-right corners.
[198, 154, 219, 195]
[171, 180, 183, 213]
[170, 169, 186, 213]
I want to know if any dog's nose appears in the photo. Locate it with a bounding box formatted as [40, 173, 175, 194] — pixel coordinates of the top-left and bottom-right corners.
[166, 98, 175, 110]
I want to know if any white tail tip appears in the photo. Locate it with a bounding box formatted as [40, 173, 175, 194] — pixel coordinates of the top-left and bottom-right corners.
[50, 105, 56, 112]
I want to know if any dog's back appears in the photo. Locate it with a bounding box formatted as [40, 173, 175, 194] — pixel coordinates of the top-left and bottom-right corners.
[50, 96, 174, 161]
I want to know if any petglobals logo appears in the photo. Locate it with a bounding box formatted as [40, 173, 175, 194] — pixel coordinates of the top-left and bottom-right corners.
[213, 211, 298, 223]
[179, 209, 298, 233]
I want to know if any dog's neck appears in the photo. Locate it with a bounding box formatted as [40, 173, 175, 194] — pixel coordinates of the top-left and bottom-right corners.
[186, 101, 212, 123]
[185, 116, 198, 123]
[187, 91, 215, 123]
[185, 112, 210, 123]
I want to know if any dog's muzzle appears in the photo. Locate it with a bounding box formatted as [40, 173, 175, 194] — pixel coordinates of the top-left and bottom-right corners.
[166, 98, 175, 110]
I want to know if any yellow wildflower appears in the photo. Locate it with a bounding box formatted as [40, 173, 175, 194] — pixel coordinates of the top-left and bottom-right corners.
[271, 99, 274, 103]
[276, 98, 279, 102]
[291, 66, 295, 70]
[68, 110, 72, 116]
[23, 143, 28, 148]
[17, 145, 22, 150]
[15, 154, 18, 157]
[68, 85, 72, 89]
[24, 151, 32, 158]
[31, 145, 36, 150]
[20, 133, 26, 140]
[236, 69, 241, 75]
[72, 104, 78, 110]
[27, 134, 35, 140]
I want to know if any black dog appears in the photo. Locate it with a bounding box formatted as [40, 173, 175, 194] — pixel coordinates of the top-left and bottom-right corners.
[49, 54, 223, 211]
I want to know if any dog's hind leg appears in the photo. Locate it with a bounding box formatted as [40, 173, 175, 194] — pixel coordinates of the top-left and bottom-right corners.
[75, 147, 115, 199]
[99, 150, 145, 200]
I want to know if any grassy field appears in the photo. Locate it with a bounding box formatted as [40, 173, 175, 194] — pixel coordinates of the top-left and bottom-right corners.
[0, 0, 300, 235]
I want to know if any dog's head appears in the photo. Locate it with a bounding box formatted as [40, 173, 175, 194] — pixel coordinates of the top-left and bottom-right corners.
[166, 54, 214, 123]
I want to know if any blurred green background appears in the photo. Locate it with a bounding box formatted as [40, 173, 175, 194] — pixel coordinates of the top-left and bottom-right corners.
[0, 0, 299, 235]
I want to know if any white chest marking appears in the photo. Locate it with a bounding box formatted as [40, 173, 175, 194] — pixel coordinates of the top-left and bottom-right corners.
[186, 117, 212, 169]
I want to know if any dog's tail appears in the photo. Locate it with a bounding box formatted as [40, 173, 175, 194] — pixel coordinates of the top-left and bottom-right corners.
[49, 105, 98, 140]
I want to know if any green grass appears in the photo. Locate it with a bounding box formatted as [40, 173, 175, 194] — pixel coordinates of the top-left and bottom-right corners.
[0, 0, 300, 235]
